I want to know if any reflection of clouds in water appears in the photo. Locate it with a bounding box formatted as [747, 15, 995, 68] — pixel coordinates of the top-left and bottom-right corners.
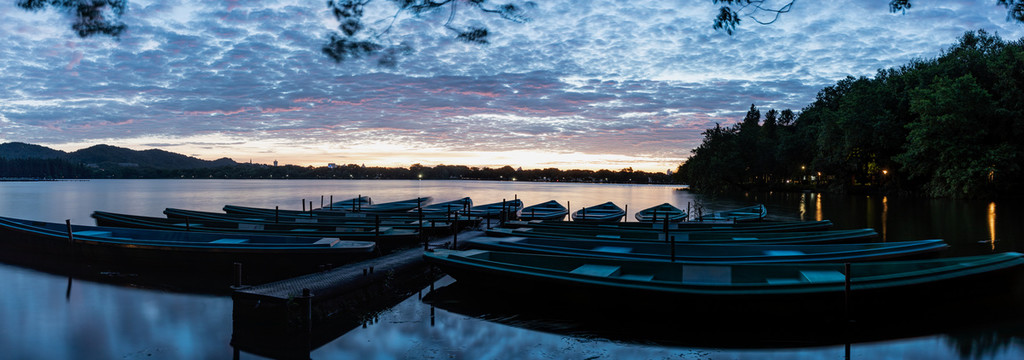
[0, 263, 233, 359]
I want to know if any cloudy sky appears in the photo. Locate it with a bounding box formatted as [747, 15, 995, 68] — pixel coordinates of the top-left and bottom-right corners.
[1, 0, 1022, 172]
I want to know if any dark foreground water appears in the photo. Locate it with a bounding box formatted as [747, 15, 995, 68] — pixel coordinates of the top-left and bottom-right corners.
[1, 180, 1023, 359]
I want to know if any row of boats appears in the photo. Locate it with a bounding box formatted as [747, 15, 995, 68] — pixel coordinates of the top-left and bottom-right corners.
[419, 202, 1024, 321]
[1, 194, 1021, 318]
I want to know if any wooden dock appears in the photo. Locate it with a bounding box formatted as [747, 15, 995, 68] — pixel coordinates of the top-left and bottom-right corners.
[231, 230, 482, 358]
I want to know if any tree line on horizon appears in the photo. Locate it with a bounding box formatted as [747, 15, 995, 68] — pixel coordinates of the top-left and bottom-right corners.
[676, 30, 1024, 198]
[0, 157, 674, 184]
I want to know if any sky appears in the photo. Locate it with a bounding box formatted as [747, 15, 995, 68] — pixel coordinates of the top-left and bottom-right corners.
[1, 0, 1022, 172]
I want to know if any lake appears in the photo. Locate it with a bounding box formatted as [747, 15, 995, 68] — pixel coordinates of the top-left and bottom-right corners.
[1, 179, 1023, 359]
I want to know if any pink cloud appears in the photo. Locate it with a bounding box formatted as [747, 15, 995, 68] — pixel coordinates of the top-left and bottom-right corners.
[260, 107, 302, 114]
[66, 51, 83, 70]
[185, 108, 252, 116]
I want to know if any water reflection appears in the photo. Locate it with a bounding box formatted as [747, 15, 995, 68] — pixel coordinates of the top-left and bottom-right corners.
[990, 202, 998, 250]
[883, 196, 888, 242]
[816, 192, 823, 221]
[417, 279, 1024, 357]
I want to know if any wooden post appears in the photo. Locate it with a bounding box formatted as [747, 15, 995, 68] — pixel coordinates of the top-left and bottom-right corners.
[185, 216, 190, 231]
[670, 235, 676, 263]
[233, 262, 243, 287]
[302, 199, 305, 212]
[309, 201, 314, 218]
[65, 219, 75, 245]
[845, 262, 852, 321]
[453, 211, 459, 249]
[420, 207, 426, 250]
[624, 204, 628, 222]
[375, 215, 380, 237]
[320, 195, 324, 208]
[275, 206, 279, 223]
[567, 201, 570, 222]
[330, 195, 333, 211]
[663, 216, 669, 242]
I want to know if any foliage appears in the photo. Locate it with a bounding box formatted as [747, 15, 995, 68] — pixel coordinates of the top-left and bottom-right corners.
[680, 30, 1024, 198]
[16, 0, 127, 37]
[323, 0, 533, 66]
[713, 1, 1024, 34]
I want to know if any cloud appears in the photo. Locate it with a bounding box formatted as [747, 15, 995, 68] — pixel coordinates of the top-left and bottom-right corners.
[2, 0, 1023, 171]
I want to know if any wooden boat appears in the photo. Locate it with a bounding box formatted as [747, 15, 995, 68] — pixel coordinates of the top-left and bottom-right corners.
[504, 219, 834, 232]
[520, 200, 568, 221]
[634, 203, 687, 223]
[423, 249, 1024, 321]
[318, 195, 373, 211]
[572, 202, 625, 223]
[693, 204, 767, 222]
[463, 236, 947, 263]
[420, 197, 473, 215]
[355, 197, 432, 213]
[0, 216, 376, 282]
[91, 211, 420, 248]
[463, 199, 523, 218]
[486, 228, 878, 244]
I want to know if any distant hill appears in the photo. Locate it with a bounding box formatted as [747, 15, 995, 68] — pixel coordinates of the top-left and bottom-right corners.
[0, 142, 237, 169]
[0, 142, 67, 159]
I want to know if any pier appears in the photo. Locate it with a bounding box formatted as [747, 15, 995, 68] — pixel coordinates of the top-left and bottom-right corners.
[230, 231, 482, 358]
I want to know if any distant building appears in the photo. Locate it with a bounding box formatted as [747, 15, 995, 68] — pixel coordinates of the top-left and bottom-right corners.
[667, 169, 673, 176]
[273, 160, 278, 167]
[328, 163, 337, 169]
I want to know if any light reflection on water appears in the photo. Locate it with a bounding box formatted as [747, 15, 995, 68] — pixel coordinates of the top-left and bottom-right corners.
[0, 180, 1023, 359]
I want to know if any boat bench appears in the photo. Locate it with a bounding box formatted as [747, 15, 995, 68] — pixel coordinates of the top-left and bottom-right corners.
[765, 270, 846, 285]
[681, 265, 732, 284]
[211, 238, 249, 244]
[74, 231, 112, 237]
[591, 246, 633, 253]
[571, 264, 621, 277]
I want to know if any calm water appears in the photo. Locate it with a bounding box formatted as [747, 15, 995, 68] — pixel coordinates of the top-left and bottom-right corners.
[1, 180, 1023, 359]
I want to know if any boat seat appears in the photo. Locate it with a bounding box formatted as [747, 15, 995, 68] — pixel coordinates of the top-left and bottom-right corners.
[732, 237, 759, 240]
[766, 278, 803, 285]
[73, 231, 111, 237]
[591, 246, 633, 253]
[237, 223, 263, 230]
[682, 265, 732, 284]
[174, 223, 203, 227]
[289, 228, 316, 232]
[595, 235, 620, 239]
[293, 218, 318, 223]
[617, 274, 655, 281]
[764, 250, 804, 256]
[800, 270, 846, 283]
[211, 238, 248, 244]
[570, 264, 621, 277]
[314, 237, 340, 246]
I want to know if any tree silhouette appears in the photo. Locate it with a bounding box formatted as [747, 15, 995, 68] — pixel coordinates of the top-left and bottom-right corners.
[16, 0, 127, 37]
[321, 0, 534, 66]
[713, 0, 1024, 35]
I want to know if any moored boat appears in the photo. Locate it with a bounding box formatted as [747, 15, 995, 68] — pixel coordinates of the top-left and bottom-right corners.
[520, 200, 569, 221]
[693, 204, 767, 222]
[463, 236, 948, 263]
[420, 197, 473, 215]
[571, 202, 625, 223]
[423, 249, 1024, 321]
[486, 228, 878, 244]
[91, 211, 420, 248]
[0, 216, 376, 283]
[463, 199, 524, 218]
[634, 203, 687, 223]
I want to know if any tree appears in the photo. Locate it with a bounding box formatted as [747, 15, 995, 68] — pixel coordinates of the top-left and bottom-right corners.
[16, 0, 127, 37]
[713, 1, 1024, 34]
[318, 0, 534, 66]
